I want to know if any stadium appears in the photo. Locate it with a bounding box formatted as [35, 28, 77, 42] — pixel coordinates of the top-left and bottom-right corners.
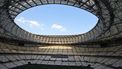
[0, 0, 122, 69]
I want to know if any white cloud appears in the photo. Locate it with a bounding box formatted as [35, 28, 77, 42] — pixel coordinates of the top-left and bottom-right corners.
[15, 17, 42, 28]
[51, 23, 66, 32]
[15, 17, 26, 23]
[29, 21, 41, 28]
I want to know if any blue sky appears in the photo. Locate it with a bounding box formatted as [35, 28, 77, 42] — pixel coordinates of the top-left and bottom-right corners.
[15, 4, 98, 35]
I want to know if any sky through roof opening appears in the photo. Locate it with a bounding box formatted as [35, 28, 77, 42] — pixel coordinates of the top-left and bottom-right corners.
[14, 4, 98, 35]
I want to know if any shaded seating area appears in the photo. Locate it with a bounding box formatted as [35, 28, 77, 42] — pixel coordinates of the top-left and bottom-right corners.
[12, 64, 94, 69]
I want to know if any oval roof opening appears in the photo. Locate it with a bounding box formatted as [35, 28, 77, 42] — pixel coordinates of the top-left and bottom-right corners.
[14, 4, 98, 35]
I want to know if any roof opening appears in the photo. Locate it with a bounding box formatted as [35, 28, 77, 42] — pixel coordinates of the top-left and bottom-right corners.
[14, 4, 98, 35]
